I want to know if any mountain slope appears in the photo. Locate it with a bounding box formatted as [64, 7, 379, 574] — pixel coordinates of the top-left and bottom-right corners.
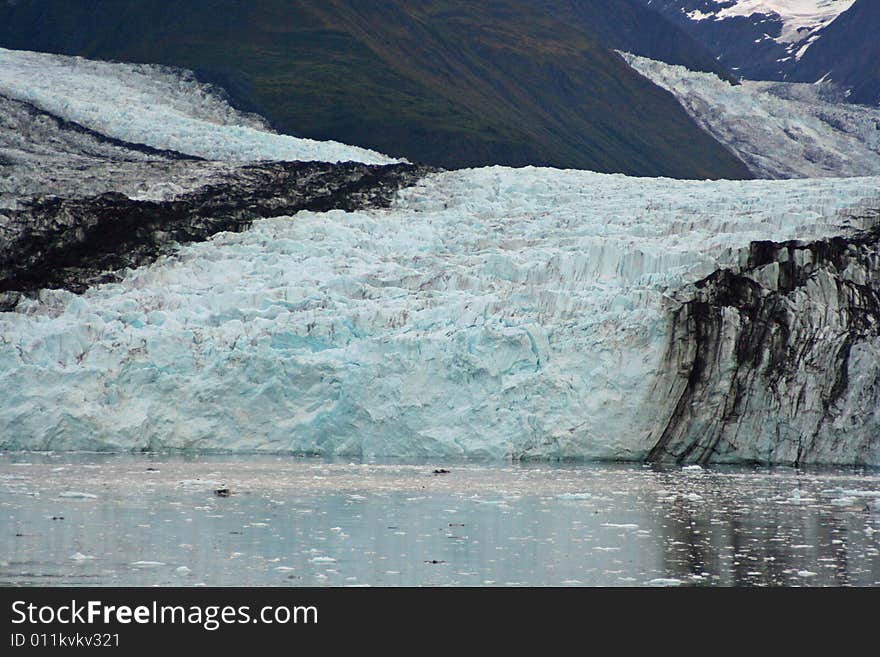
[0, 0, 752, 178]
[534, 0, 738, 81]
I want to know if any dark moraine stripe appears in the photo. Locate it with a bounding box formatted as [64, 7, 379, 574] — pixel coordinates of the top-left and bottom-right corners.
[0, 161, 434, 311]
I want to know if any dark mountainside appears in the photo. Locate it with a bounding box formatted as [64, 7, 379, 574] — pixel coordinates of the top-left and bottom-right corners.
[792, 0, 880, 106]
[0, 0, 752, 179]
[535, 0, 737, 82]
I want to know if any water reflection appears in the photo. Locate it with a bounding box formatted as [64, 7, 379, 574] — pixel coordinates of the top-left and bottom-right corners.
[655, 469, 879, 586]
[1, 455, 877, 586]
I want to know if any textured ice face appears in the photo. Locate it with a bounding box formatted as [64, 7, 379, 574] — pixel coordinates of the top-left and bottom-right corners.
[1, 167, 876, 458]
[623, 53, 880, 179]
[0, 47, 396, 165]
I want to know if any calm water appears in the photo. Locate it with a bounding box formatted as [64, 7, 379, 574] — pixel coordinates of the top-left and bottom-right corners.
[1, 454, 878, 587]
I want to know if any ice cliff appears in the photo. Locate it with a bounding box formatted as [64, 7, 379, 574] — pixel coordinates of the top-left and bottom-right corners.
[2, 168, 878, 464]
[648, 210, 880, 465]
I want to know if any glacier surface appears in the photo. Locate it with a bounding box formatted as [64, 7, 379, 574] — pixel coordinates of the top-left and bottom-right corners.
[624, 53, 880, 179]
[0, 47, 396, 165]
[1, 167, 877, 460]
[0, 92, 243, 209]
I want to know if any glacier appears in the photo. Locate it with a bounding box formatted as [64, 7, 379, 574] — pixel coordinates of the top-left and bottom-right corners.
[648, 218, 880, 466]
[623, 53, 880, 179]
[2, 45, 880, 465]
[0, 47, 396, 165]
[2, 167, 878, 463]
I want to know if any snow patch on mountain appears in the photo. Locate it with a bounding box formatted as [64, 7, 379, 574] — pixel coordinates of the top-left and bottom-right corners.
[666, 0, 855, 64]
[689, 1, 854, 44]
[1, 167, 876, 459]
[624, 53, 880, 179]
[0, 48, 396, 165]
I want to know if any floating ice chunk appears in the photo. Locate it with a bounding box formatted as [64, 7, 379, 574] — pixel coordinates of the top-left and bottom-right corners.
[797, 570, 818, 578]
[838, 489, 880, 498]
[557, 493, 592, 500]
[309, 556, 337, 563]
[175, 566, 192, 575]
[682, 465, 703, 471]
[647, 578, 683, 587]
[69, 552, 95, 561]
[601, 523, 640, 530]
[177, 479, 226, 490]
[59, 491, 98, 499]
[130, 561, 167, 567]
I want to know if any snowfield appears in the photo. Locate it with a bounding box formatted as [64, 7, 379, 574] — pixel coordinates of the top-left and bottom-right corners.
[0, 48, 396, 165]
[624, 53, 880, 179]
[1, 167, 876, 459]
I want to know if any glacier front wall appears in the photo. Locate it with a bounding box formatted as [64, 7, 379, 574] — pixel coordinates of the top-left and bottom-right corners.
[2, 168, 879, 465]
[647, 229, 880, 466]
